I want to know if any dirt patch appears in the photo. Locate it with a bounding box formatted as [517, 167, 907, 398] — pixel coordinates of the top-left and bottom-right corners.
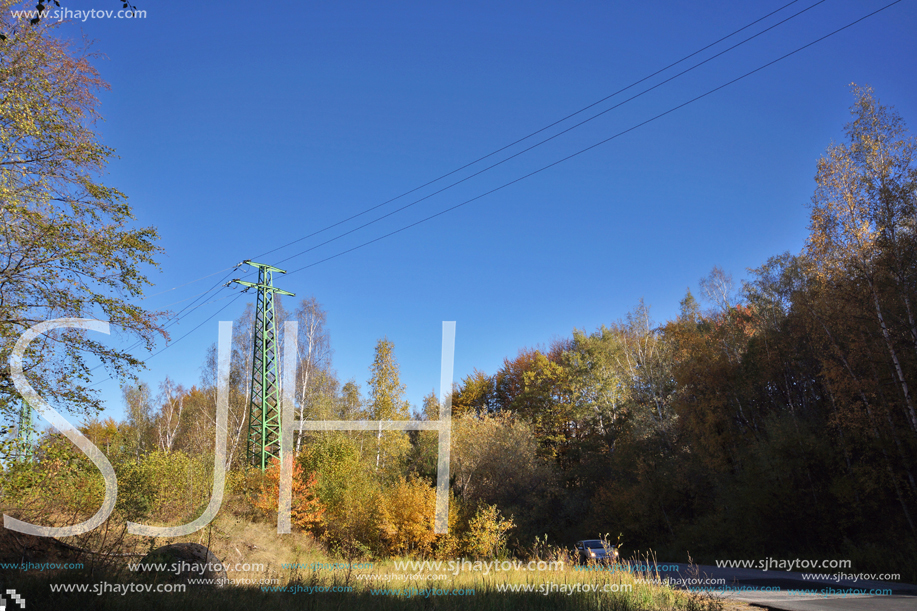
[0, 524, 82, 567]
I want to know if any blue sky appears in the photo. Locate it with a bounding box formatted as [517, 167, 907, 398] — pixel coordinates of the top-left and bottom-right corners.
[40, 0, 917, 419]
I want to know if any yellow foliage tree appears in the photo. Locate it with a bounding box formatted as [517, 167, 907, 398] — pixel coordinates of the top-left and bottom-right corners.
[379, 476, 437, 556]
[462, 503, 515, 559]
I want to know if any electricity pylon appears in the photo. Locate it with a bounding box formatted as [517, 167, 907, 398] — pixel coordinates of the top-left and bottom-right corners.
[232, 260, 294, 471]
[14, 399, 35, 461]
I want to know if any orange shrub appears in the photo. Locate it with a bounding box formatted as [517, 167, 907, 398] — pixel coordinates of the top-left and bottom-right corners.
[254, 458, 324, 531]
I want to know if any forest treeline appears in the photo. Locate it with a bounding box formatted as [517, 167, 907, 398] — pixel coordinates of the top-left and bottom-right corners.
[3, 86, 916, 576]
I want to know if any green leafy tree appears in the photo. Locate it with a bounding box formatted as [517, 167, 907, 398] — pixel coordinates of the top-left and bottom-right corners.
[338, 379, 364, 419]
[406, 390, 440, 480]
[0, 5, 164, 422]
[451, 412, 556, 544]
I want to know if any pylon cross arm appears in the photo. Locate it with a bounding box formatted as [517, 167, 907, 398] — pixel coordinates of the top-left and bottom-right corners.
[231, 280, 295, 297]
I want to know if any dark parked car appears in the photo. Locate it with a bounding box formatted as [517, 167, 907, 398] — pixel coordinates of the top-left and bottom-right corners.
[575, 539, 618, 564]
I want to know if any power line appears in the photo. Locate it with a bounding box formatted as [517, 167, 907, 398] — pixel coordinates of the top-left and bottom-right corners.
[161, 267, 240, 329]
[89, 293, 246, 387]
[280, 0, 903, 277]
[272, 0, 829, 268]
[164, 290, 240, 316]
[249, 0, 808, 261]
[139, 265, 238, 301]
[88, 267, 240, 374]
[159, 284, 235, 309]
[126, 0, 814, 320]
[98, 0, 900, 379]
[143, 294, 245, 362]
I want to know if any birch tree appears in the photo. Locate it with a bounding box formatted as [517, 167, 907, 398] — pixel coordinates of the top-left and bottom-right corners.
[806, 84, 917, 435]
[292, 297, 333, 452]
[368, 337, 410, 471]
[156, 377, 184, 453]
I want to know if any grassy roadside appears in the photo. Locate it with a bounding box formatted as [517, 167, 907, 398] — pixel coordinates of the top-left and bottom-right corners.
[1, 516, 727, 611]
[6, 565, 726, 611]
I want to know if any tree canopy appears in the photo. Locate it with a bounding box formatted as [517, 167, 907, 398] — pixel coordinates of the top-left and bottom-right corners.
[0, 6, 165, 421]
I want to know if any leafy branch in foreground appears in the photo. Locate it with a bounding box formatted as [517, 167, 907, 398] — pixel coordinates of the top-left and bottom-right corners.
[0, 3, 165, 421]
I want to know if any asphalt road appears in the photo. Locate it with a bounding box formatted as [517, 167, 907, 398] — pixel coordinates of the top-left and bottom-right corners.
[647, 562, 917, 611]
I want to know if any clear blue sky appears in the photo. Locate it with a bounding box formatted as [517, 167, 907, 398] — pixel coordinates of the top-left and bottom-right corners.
[45, 0, 916, 419]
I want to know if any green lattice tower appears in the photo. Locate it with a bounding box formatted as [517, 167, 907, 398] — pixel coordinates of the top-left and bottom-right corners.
[15, 398, 35, 462]
[233, 260, 294, 470]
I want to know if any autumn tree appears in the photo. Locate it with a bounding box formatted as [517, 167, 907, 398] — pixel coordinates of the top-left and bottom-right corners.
[799, 84, 917, 534]
[154, 377, 185, 453]
[255, 457, 324, 531]
[292, 297, 334, 451]
[613, 301, 678, 444]
[451, 412, 554, 506]
[335, 379, 370, 458]
[81, 417, 123, 457]
[806, 84, 917, 437]
[556, 326, 630, 492]
[698, 265, 737, 313]
[461, 504, 515, 559]
[122, 382, 154, 458]
[172, 385, 219, 457]
[196, 303, 267, 470]
[368, 337, 411, 472]
[338, 380, 364, 419]
[298, 433, 385, 552]
[405, 390, 440, 480]
[379, 476, 438, 556]
[0, 5, 165, 423]
[491, 347, 540, 413]
[451, 369, 493, 417]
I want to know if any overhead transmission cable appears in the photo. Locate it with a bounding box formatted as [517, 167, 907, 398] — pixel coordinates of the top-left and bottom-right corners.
[279, 0, 903, 277]
[88, 293, 247, 387]
[130, 0, 815, 308]
[160, 283, 237, 309]
[139, 265, 239, 301]
[87, 266, 240, 375]
[272, 0, 829, 268]
[138, 294, 246, 363]
[158, 267, 241, 328]
[101, 0, 900, 380]
[249, 0, 808, 262]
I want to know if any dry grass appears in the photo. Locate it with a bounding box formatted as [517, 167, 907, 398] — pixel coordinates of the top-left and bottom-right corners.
[2, 513, 725, 611]
[1, 467, 724, 611]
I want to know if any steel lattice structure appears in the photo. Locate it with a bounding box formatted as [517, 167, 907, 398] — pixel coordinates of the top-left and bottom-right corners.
[14, 399, 35, 461]
[233, 260, 294, 470]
